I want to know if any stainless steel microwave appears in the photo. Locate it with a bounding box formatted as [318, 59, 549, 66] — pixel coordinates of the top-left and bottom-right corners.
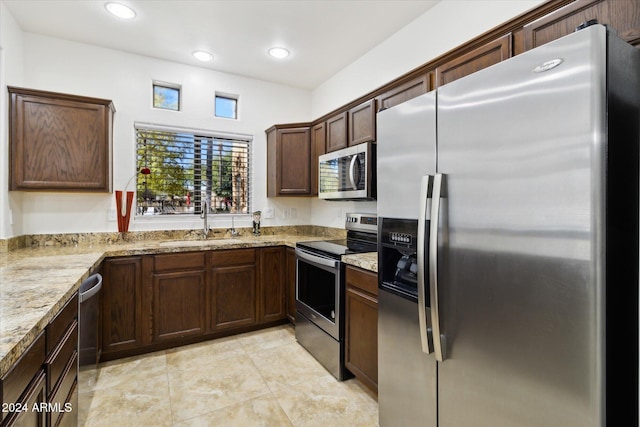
[318, 142, 376, 200]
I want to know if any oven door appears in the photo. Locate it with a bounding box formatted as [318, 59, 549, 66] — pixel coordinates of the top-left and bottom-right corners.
[295, 247, 341, 340]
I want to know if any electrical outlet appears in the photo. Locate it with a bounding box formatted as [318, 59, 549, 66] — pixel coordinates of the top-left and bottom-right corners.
[291, 208, 297, 219]
[264, 208, 274, 219]
[107, 208, 117, 221]
[9, 209, 13, 225]
[283, 208, 291, 219]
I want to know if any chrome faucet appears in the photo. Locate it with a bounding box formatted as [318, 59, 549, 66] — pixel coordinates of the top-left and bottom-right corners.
[230, 216, 239, 237]
[200, 199, 210, 237]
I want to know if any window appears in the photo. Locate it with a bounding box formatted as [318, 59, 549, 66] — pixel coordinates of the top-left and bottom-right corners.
[215, 93, 238, 119]
[153, 82, 181, 111]
[135, 124, 251, 216]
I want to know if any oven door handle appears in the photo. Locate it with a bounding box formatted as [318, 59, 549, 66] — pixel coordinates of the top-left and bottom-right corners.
[295, 248, 339, 269]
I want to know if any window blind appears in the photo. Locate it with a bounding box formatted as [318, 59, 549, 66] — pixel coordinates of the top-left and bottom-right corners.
[135, 125, 251, 216]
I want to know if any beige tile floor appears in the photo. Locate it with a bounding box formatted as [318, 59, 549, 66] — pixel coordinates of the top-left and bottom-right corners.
[78, 324, 379, 426]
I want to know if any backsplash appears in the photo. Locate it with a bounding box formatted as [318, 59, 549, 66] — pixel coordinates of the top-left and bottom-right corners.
[0, 225, 347, 251]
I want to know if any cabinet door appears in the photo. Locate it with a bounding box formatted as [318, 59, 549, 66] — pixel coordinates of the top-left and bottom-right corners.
[345, 266, 378, 392]
[349, 99, 376, 145]
[310, 122, 326, 196]
[326, 112, 348, 152]
[8, 87, 113, 192]
[259, 247, 286, 323]
[278, 127, 311, 195]
[152, 270, 207, 342]
[377, 73, 432, 112]
[285, 247, 297, 324]
[435, 33, 512, 87]
[102, 257, 145, 354]
[211, 265, 257, 330]
[524, 0, 640, 50]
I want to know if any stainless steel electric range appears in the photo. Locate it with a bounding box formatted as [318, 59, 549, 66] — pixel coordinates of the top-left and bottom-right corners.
[295, 213, 377, 380]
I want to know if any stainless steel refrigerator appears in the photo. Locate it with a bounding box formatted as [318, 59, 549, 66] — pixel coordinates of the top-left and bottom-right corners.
[377, 24, 639, 427]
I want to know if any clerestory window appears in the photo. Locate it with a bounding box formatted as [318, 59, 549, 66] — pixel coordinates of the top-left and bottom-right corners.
[134, 124, 251, 216]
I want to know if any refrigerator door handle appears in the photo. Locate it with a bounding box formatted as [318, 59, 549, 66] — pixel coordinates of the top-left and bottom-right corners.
[417, 175, 433, 354]
[430, 173, 445, 362]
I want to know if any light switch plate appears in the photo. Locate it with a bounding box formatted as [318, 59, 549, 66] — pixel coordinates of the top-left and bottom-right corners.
[107, 208, 117, 221]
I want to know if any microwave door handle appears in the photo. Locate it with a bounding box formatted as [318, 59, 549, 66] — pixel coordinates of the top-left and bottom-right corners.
[348, 155, 358, 190]
[417, 175, 433, 354]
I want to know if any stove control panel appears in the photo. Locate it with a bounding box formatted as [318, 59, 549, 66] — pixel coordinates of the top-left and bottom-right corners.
[345, 213, 378, 234]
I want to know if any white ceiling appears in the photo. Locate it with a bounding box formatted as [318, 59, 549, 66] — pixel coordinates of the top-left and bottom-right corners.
[4, 0, 440, 90]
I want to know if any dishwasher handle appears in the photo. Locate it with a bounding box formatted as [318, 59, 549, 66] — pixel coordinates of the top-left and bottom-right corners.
[79, 273, 103, 303]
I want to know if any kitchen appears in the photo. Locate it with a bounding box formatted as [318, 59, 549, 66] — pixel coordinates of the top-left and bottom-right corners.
[1, 0, 639, 426]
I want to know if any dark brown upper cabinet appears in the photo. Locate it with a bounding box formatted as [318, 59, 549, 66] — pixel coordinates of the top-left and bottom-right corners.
[348, 99, 376, 145]
[8, 86, 114, 192]
[326, 111, 348, 152]
[435, 34, 512, 87]
[266, 124, 311, 196]
[376, 73, 432, 112]
[310, 122, 326, 196]
[524, 0, 640, 51]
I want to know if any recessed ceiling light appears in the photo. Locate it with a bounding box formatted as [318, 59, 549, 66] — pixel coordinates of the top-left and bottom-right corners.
[193, 51, 214, 62]
[105, 2, 136, 19]
[268, 47, 290, 59]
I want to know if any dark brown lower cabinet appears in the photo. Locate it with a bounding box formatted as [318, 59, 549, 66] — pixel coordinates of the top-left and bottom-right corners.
[3, 371, 46, 427]
[259, 247, 286, 323]
[101, 257, 145, 356]
[1, 293, 79, 427]
[345, 266, 378, 393]
[0, 333, 46, 427]
[285, 247, 297, 323]
[98, 246, 289, 361]
[152, 270, 207, 342]
[151, 252, 207, 342]
[211, 249, 258, 331]
[44, 294, 78, 427]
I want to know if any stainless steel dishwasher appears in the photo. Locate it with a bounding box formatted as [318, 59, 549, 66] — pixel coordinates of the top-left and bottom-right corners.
[78, 273, 102, 368]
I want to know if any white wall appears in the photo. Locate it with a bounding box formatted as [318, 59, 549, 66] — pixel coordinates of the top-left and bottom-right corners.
[0, 1, 24, 238]
[308, 0, 545, 227]
[311, 0, 545, 117]
[14, 33, 311, 234]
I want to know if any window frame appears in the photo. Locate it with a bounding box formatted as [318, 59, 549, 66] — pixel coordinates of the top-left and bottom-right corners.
[133, 122, 253, 221]
[152, 81, 182, 111]
[214, 92, 239, 120]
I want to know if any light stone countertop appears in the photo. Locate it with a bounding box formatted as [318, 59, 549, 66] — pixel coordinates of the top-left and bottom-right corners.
[342, 252, 378, 273]
[0, 234, 378, 378]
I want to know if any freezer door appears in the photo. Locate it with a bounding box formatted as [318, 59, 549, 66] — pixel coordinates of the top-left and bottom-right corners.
[378, 289, 437, 427]
[435, 26, 610, 427]
[377, 92, 436, 220]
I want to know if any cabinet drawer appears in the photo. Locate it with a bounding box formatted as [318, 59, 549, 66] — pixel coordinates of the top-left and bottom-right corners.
[45, 321, 78, 396]
[1, 370, 46, 426]
[47, 294, 78, 354]
[55, 380, 78, 427]
[1, 332, 46, 410]
[346, 266, 378, 297]
[210, 249, 256, 267]
[48, 353, 77, 427]
[154, 252, 206, 272]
